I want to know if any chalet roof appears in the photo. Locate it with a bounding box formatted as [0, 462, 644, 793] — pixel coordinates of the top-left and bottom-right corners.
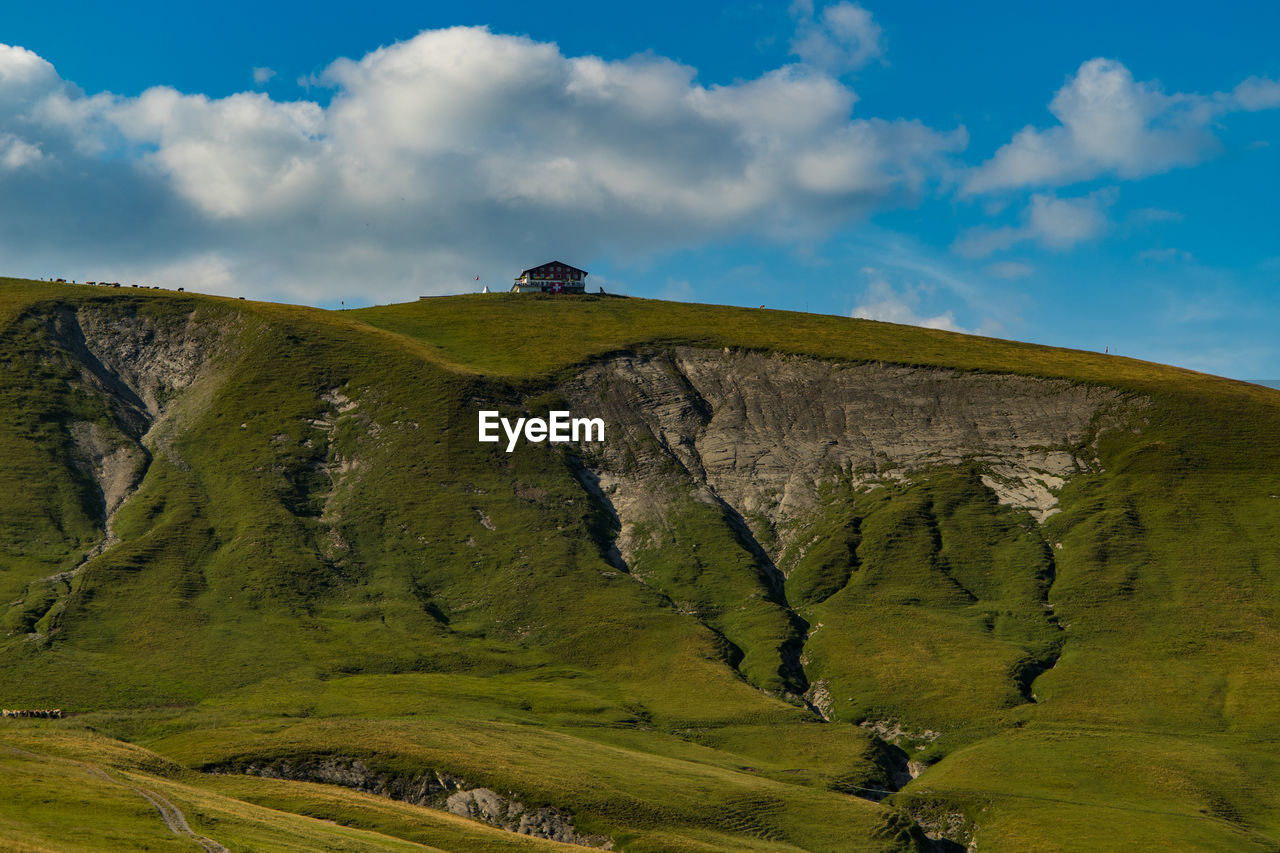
[519, 261, 588, 277]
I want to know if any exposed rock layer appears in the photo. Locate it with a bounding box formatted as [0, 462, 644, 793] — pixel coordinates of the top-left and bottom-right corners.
[447, 787, 613, 848]
[560, 347, 1136, 566]
[226, 756, 613, 849]
[54, 302, 230, 522]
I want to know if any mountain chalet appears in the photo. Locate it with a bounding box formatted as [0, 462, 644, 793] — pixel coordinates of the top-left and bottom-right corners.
[511, 261, 588, 294]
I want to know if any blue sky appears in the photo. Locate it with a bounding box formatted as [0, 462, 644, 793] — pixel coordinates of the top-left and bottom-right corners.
[2, 2, 1279, 378]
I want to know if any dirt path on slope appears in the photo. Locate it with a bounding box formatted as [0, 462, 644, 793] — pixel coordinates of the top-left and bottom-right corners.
[80, 764, 227, 852]
[131, 785, 228, 853]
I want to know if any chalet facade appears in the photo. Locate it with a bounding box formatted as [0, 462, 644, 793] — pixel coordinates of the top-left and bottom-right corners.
[512, 261, 588, 294]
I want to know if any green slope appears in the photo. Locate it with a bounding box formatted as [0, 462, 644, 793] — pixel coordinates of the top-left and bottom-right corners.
[1, 279, 1279, 851]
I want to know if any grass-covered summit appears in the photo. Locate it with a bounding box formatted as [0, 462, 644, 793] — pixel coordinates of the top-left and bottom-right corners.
[2, 278, 1280, 851]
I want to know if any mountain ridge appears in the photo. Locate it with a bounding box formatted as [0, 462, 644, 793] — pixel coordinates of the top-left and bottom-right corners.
[2, 278, 1280, 851]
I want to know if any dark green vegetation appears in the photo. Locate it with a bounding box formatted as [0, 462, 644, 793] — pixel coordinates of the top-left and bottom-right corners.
[3, 279, 1280, 851]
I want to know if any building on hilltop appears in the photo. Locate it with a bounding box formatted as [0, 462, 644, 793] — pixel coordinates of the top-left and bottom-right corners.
[511, 261, 588, 294]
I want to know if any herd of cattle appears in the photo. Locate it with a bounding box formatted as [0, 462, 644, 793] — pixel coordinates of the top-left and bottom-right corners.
[1, 709, 63, 719]
[47, 278, 185, 292]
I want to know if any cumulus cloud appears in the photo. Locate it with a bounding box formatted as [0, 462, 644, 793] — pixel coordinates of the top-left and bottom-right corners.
[0, 44, 62, 110]
[252, 67, 276, 86]
[965, 59, 1280, 194]
[109, 88, 325, 218]
[0, 133, 41, 169]
[850, 270, 969, 333]
[1232, 76, 1280, 111]
[953, 191, 1112, 257]
[791, 1, 884, 74]
[0, 28, 963, 302]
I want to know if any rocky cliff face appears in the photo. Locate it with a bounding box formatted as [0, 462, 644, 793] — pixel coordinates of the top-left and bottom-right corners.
[447, 787, 614, 848]
[54, 302, 233, 525]
[226, 756, 613, 848]
[560, 347, 1136, 566]
[557, 347, 1141, 705]
[234, 755, 466, 805]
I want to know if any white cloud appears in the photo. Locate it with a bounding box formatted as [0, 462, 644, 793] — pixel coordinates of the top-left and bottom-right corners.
[0, 133, 42, 169]
[1026, 191, 1110, 247]
[0, 28, 963, 303]
[964, 59, 1280, 194]
[954, 191, 1112, 257]
[791, 2, 884, 75]
[0, 44, 62, 110]
[133, 252, 239, 294]
[1232, 76, 1280, 111]
[252, 67, 276, 86]
[111, 87, 325, 218]
[842, 227, 1019, 334]
[850, 270, 970, 333]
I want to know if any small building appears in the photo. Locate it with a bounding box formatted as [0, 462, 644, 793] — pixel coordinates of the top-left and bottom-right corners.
[511, 261, 588, 294]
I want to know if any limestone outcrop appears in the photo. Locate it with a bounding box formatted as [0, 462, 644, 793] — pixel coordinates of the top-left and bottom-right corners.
[559, 347, 1137, 566]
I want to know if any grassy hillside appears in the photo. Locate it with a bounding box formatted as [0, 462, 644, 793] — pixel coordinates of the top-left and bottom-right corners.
[2, 279, 1280, 851]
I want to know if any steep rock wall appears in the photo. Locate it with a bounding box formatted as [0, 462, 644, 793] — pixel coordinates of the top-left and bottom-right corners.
[53, 301, 234, 516]
[560, 347, 1136, 566]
